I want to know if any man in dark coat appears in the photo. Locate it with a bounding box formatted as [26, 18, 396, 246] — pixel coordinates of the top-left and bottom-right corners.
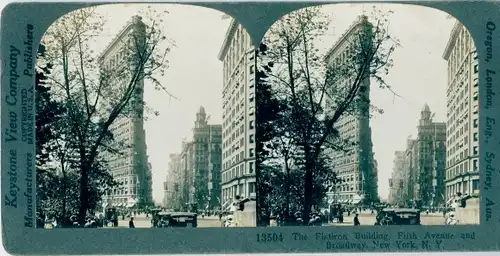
[353, 213, 360, 226]
[129, 217, 135, 228]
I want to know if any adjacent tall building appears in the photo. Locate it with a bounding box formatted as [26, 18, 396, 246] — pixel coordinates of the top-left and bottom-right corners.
[323, 15, 379, 204]
[100, 15, 153, 209]
[218, 20, 257, 211]
[442, 21, 480, 201]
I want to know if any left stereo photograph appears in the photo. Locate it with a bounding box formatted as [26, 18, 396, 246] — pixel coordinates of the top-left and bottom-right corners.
[34, 3, 256, 229]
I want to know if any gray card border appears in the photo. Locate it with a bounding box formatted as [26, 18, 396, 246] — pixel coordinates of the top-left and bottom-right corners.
[1, 1, 500, 254]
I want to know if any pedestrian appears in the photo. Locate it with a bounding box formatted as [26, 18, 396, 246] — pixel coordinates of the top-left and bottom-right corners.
[353, 213, 360, 226]
[113, 214, 118, 227]
[129, 217, 135, 228]
[218, 212, 222, 221]
[445, 212, 458, 225]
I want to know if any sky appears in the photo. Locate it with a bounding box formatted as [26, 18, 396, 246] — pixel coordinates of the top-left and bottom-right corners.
[44, 3, 456, 203]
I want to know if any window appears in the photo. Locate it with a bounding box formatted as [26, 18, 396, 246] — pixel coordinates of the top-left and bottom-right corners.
[473, 146, 478, 155]
[249, 120, 254, 129]
[249, 134, 254, 143]
[473, 119, 478, 128]
[249, 162, 254, 173]
[250, 65, 254, 74]
[473, 160, 478, 171]
[472, 180, 479, 191]
[249, 106, 255, 116]
[249, 148, 254, 158]
[474, 64, 479, 73]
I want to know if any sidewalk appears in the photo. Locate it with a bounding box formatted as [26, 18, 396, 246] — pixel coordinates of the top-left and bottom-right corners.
[199, 215, 221, 220]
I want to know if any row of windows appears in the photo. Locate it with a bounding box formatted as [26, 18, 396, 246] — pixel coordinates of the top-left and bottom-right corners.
[107, 188, 137, 196]
[222, 161, 255, 184]
[445, 179, 479, 196]
[446, 158, 478, 180]
[447, 89, 479, 164]
[222, 120, 255, 169]
[223, 77, 245, 120]
[335, 184, 362, 192]
[221, 182, 256, 200]
[103, 34, 139, 71]
[223, 25, 252, 82]
[447, 25, 473, 83]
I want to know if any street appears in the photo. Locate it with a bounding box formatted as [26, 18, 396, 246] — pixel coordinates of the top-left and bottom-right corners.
[328, 212, 447, 226]
[113, 215, 223, 228]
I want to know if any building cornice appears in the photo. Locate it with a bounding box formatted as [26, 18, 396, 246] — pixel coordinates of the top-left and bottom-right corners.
[98, 15, 144, 62]
[442, 20, 462, 60]
[217, 19, 238, 61]
[324, 15, 369, 63]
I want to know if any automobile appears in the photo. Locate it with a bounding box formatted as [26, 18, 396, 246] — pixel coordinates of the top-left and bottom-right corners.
[153, 212, 197, 228]
[375, 208, 421, 225]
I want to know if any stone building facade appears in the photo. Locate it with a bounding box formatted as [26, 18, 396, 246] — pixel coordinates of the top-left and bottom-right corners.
[100, 15, 153, 209]
[442, 21, 480, 201]
[218, 19, 257, 210]
[323, 16, 379, 205]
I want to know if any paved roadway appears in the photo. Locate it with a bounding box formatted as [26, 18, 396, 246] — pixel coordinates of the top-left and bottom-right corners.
[328, 212, 447, 226]
[108, 212, 448, 228]
[115, 215, 223, 228]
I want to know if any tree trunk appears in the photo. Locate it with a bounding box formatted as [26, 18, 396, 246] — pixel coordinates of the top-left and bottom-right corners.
[302, 149, 314, 225]
[78, 161, 90, 226]
[61, 167, 67, 226]
[284, 158, 291, 224]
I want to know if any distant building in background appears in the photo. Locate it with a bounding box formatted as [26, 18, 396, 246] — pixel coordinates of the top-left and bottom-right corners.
[191, 107, 222, 211]
[323, 15, 379, 205]
[166, 108, 222, 212]
[398, 105, 446, 208]
[414, 104, 446, 208]
[218, 19, 257, 211]
[164, 153, 181, 209]
[388, 151, 405, 205]
[179, 141, 195, 210]
[403, 137, 418, 204]
[100, 15, 153, 210]
[442, 21, 480, 202]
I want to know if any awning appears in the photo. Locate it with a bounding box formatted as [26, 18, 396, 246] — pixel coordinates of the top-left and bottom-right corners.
[102, 203, 109, 208]
[126, 203, 135, 208]
[351, 199, 362, 205]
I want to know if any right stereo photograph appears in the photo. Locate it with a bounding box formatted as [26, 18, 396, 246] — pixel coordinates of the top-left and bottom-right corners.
[255, 3, 480, 227]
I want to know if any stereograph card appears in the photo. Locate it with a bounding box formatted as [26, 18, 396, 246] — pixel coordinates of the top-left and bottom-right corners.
[1, 0, 500, 254]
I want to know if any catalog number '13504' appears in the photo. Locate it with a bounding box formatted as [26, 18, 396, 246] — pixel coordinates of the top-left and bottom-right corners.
[256, 233, 284, 243]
